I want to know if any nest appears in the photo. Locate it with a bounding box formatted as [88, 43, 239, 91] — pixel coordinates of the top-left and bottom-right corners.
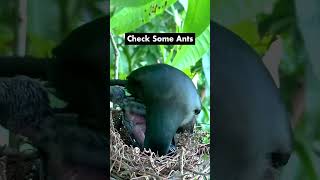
[110, 110, 210, 179]
[0, 150, 39, 180]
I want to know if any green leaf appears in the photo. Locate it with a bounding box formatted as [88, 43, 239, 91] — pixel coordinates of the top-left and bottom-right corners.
[28, 33, 56, 57]
[111, 0, 155, 8]
[182, 0, 210, 36]
[0, 26, 13, 55]
[212, 0, 276, 26]
[159, 44, 166, 61]
[229, 20, 272, 55]
[202, 52, 210, 87]
[201, 105, 210, 123]
[171, 25, 210, 72]
[294, 136, 320, 179]
[164, 46, 175, 64]
[110, 0, 177, 35]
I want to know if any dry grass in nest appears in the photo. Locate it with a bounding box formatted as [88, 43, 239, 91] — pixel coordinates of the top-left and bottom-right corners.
[110, 110, 210, 179]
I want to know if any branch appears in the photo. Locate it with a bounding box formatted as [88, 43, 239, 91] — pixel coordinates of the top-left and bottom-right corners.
[15, 0, 28, 56]
[110, 32, 120, 79]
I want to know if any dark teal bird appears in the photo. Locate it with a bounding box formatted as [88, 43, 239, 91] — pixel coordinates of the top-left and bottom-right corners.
[111, 64, 201, 155]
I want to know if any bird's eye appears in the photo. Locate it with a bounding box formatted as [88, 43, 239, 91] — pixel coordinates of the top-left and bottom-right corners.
[194, 109, 201, 115]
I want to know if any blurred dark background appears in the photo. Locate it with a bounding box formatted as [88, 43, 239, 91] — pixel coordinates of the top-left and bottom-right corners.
[0, 0, 107, 57]
[0, 1, 107, 179]
[213, 0, 320, 179]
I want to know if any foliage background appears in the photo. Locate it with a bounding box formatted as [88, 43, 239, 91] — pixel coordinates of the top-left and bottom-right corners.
[109, 0, 211, 134]
[213, 0, 320, 179]
[0, 0, 107, 57]
[0, 0, 107, 151]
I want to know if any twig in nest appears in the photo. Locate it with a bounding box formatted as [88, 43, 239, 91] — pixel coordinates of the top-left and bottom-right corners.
[140, 171, 165, 179]
[180, 147, 185, 174]
[111, 173, 124, 180]
[184, 167, 210, 176]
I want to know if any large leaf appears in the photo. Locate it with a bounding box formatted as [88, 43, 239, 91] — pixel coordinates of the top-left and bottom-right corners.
[183, 0, 210, 36]
[171, 25, 210, 72]
[110, 0, 177, 35]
